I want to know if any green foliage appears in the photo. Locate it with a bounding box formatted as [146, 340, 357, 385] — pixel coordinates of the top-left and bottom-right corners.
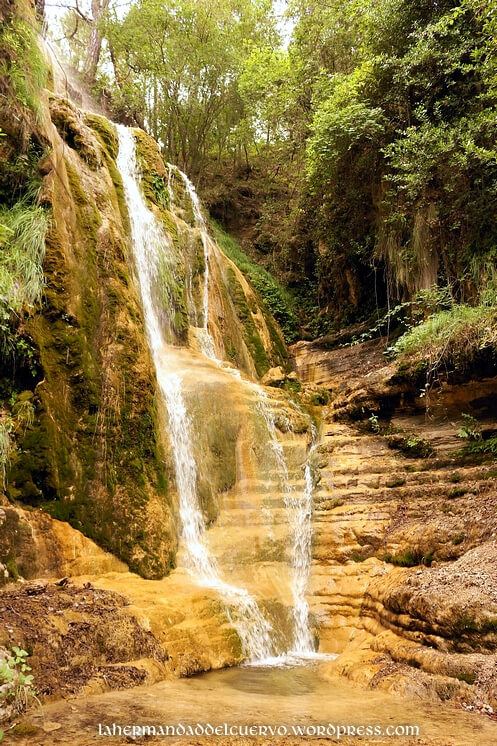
[307, 99, 386, 188]
[390, 303, 497, 375]
[292, 0, 497, 328]
[0, 417, 13, 489]
[0, 199, 48, 366]
[454, 671, 476, 685]
[212, 219, 299, 343]
[0, 16, 47, 120]
[383, 549, 430, 567]
[462, 435, 497, 459]
[386, 477, 406, 488]
[225, 266, 270, 377]
[0, 647, 38, 719]
[97, 0, 277, 177]
[55, 0, 497, 343]
[389, 432, 435, 458]
[151, 171, 170, 210]
[458, 413, 482, 441]
[368, 413, 380, 433]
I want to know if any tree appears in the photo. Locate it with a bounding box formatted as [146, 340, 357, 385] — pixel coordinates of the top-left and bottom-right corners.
[99, 0, 277, 177]
[57, 0, 111, 86]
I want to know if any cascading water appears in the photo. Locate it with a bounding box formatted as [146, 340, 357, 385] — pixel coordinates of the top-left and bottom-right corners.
[257, 396, 316, 656]
[166, 161, 320, 659]
[116, 125, 276, 662]
[167, 165, 217, 361]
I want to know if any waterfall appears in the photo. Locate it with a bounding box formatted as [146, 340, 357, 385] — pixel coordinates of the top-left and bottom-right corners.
[167, 165, 217, 361]
[116, 125, 276, 662]
[257, 396, 315, 656]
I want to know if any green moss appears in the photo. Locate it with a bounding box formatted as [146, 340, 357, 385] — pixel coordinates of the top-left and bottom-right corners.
[386, 477, 406, 488]
[223, 335, 237, 360]
[84, 113, 118, 159]
[453, 614, 479, 635]
[157, 255, 189, 343]
[134, 129, 169, 210]
[49, 95, 100, 169]
[11, 724, 40, 737]
[100, 147, 129, 233]
[454, 672, 476, 685]
[448, 487, 467, 499]
[383, 550, 426, 567]
[22, 162, 173, 578]
[212, 220, 298, 344]
[5, 557, 19, 581]
[64, 158, 100, 244]
[308, 389, 331, 406]
[226, 266, 269, 377]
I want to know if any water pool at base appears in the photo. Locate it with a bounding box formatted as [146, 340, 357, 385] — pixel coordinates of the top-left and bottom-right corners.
[23, 661, 497, 746]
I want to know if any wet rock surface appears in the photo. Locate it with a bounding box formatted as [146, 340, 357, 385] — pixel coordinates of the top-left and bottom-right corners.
[292, 338, 497, 712]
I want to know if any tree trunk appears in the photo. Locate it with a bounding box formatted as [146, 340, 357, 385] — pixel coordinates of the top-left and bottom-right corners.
[83, 0, 110, 85]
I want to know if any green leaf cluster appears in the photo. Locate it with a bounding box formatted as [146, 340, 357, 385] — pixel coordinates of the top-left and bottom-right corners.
[0, 646, 38, 724]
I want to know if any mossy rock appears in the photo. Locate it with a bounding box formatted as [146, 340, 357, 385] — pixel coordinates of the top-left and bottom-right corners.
[84, 113, 119, 159]
[49, 94, 100, 169]
[134, 128, 170, 209]
[226, 266, 270, 377]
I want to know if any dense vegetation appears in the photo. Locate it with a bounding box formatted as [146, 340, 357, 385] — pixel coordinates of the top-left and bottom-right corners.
[56, 0, 497, 364]
[0, 0, 49, 485]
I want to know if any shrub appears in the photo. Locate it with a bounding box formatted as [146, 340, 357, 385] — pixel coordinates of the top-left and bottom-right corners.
[395, 434, 435, 459]
[0, 199, 48, 364]
[389, 304, 497, 378]
[0, 647, 38, 729]
[463, 435, 497, 458]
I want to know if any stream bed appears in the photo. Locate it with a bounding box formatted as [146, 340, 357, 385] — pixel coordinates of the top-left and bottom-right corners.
[16, 662, 497, 745]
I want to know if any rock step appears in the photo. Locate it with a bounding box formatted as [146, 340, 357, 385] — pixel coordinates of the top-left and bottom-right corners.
[214, 507, 298, 527]
[220, 491, 310, 510]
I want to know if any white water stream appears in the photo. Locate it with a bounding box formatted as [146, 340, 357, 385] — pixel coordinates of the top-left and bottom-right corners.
[167, 164, 217, 360]
[116, 125, 319, 664]
[256, 397, 315, 656]
[116, 125, 275, 661]
[169, 169, 318, 656]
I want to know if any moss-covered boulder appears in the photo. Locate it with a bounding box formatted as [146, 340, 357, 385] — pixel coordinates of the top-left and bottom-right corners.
[4, 92, 177, 578]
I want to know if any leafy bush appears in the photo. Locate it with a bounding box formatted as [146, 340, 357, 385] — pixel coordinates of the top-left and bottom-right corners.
[0, 647, 38, 731]
[388, 432, 435, 459]
[458, 413, 482, 441]
[389, 304, 497, 377]
[463, 435, 497, 458]
[0, 199, 48, 363]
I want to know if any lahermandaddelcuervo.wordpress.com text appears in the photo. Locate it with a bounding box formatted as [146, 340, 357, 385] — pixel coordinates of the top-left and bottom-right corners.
[97, 722, 421, 739]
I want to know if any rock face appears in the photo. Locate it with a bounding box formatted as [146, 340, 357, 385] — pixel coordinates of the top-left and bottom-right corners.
[0, 502, 127, 584]
[1, 25, 290, 580]
[293, 337, 497, 709]
[0, 4, 310, 696]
